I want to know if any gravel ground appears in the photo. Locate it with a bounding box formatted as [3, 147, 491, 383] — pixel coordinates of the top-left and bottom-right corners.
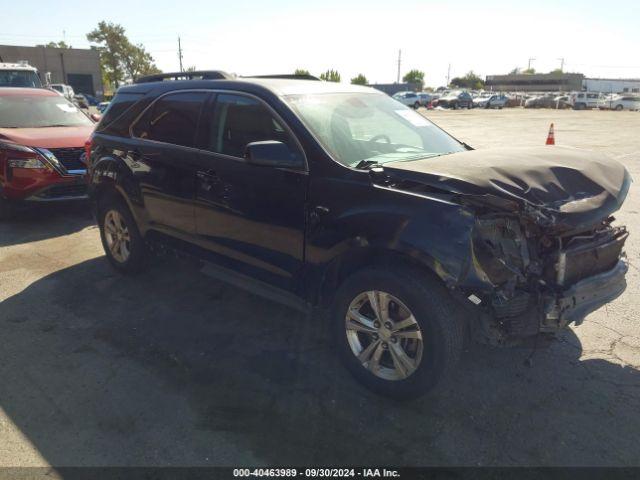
[0, 108, 638, 467]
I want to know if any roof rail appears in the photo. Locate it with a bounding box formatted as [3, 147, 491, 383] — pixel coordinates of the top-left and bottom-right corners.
[134, 70, 234, 84]
[248, 74, 320, 81]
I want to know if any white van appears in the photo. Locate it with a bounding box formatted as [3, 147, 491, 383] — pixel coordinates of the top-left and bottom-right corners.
[0, 61, 42, 88]
[569, 91, 606, 110]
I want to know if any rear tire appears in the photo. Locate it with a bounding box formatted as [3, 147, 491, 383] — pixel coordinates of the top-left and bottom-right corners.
[332, 266, 464, 399]
[98, 197, 148, 274]
[615, 104, 623, 111]
[413, 101, 420, 109]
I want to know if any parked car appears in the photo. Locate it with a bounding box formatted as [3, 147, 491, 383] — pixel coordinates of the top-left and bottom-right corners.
[74, 93, 89, 109]
[87, 73, 630, 399]
[417, 93, 432, 107]
[0, 88, 94, 218]
[97, 101, 110, 113]
[0, 61, 42, 88]
[553, 95, 572, 109]
[82, 94, 100, 106]
[435, 90, 473, 109]
[569, 91, 606, 110]
[50, 83, 75, 101]
[473, 94, 507, 109]
[524, 95, 560, 109]
[392, 91, 421, 109]
[604, 95, 640, 111]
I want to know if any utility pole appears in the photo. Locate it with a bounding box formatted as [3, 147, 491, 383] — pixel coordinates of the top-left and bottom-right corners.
[396, 49, 401, 83]
[557, 57, 565, 72]
[446, 64, 451, 86]
[178, 36, 184, 73]
[527, 57, 536, 71]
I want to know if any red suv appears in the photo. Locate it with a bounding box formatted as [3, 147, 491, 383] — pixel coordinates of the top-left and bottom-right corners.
[0, 88, 95, 218]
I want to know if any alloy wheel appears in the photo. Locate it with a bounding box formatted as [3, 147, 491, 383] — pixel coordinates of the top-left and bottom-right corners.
[104, 209, 131, 263]
[345, 291, 423, 381]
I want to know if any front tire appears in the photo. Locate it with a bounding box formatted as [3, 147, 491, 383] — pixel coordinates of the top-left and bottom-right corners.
[332, 267, 464, 399]
[98, 197, 148, 274]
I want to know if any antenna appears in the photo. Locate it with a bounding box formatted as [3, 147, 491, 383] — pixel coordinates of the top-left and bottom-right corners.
[178, 36, 184, 73]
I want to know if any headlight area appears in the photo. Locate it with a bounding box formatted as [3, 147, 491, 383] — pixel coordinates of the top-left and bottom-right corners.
[465, 214, 546, 344]
[463, 213, 629, 345]
[0, 142, 63, 199]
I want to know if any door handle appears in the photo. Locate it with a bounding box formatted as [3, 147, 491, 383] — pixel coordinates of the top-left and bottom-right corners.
[197, 169, 218, 192]
[309, 205, 330, 225]
[197, 169, 217, 179]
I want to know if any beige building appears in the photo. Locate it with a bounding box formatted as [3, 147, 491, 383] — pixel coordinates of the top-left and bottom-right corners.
[0, 44, 103, 98]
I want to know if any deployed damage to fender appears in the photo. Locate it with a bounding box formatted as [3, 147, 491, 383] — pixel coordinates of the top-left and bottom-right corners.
[381, 146, 631, 344]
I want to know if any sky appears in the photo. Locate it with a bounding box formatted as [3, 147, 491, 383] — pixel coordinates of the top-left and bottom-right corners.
[2, 0, 639, 87]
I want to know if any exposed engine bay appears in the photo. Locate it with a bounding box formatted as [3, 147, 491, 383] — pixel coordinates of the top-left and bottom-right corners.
[377, 146, 632, 345]
[468, 213, 627, 344]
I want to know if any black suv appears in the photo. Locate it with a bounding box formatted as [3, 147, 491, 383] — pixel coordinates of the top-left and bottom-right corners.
[88, 71, 630, 398]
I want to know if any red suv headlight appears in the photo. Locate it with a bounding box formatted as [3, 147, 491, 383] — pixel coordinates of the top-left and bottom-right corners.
[0, 142, 51, 177]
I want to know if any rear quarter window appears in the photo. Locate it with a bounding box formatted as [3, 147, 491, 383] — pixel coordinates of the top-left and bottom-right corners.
[132, 91, 208, 148]
[97, 92, 145, 136]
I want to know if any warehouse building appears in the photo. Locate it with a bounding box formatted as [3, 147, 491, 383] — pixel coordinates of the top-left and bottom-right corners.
[583, 78, 640, 94]
[0, 44, 103, 97]
[369, 82, 420, 95]
[485, 73, 585, 92]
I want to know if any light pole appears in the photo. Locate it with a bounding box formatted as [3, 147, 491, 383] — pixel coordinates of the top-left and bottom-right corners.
[527, 57, 536, 71]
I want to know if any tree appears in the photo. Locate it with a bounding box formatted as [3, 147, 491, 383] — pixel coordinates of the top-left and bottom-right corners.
[508, 67, 520, 75]
[402, 69, 425, 90]
[450, 71, 485, 90]
[350, 73, 368, 85]
[522, 67, 536, 74]
[86, 21, 160, 89]
[294, 68, 310, 76]
[548, 68, 564, 75]
[39, 41, 72, 49]
[320, 69, 341, 82]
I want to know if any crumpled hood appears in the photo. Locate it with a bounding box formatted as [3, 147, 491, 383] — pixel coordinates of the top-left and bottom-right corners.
[383, 146, 631, 231]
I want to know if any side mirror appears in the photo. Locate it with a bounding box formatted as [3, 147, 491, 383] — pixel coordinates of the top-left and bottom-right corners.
[90, 113, 102, 123]
[244, 141, 302, 168]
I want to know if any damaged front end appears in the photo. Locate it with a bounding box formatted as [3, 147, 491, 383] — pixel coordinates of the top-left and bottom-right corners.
[380, 146, 631, 345]
[465, 204, 628, 344]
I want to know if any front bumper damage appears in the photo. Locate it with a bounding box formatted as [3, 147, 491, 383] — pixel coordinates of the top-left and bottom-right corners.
[459, 215, 629, 345]
[543, 259, 627, 330]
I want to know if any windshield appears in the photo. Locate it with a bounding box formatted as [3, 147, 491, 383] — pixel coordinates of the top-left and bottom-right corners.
[0, 69, 42, 88]
[285, 92, 465, 167]
[0, 95, 93, 128]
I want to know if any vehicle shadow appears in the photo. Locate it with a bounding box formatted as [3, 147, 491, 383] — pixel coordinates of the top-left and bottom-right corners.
[1, 256, 639, 466]
[0, 203, 94, 248]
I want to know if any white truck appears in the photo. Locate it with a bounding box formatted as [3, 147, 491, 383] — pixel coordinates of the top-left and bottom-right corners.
[0, 61, 43, 88]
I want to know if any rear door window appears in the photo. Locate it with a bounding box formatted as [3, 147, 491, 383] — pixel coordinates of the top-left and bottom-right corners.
[132, 91, 208, 148]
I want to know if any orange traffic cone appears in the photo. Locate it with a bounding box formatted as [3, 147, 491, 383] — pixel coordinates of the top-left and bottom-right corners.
[545, 123, 555, 145]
